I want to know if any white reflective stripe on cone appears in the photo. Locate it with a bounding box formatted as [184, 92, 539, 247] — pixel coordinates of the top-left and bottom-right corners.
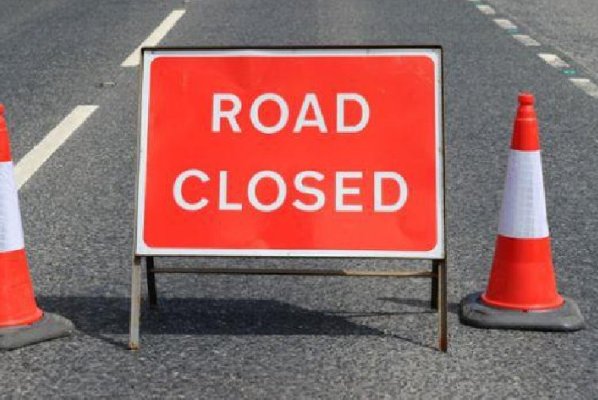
[0, 161, 25, 252]
[498, 150, 549, 238]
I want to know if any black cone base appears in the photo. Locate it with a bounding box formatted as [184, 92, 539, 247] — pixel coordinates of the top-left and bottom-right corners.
[460, 292, 584, 332]
[0, 313, 74, 350]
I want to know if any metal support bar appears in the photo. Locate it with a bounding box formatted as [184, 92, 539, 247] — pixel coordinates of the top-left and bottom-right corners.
[431, 260, 439, 310]
[131, 259, 447, 352]
[148, 267, 434, 278]
[437, 259, 448, 352]
[129, 256, 142, 350]
[146, 256, 158, 309]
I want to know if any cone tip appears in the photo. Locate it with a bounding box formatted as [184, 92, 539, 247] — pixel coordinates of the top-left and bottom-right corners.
[519, 93, 534, 106]
[0, 103, 11, 162]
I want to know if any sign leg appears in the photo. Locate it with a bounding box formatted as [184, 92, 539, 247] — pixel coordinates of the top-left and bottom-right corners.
[129, 256, 142, 350]
[431, 260, 439, 310]
[437, 259, 448, 352]
[146, 256, 158, 309]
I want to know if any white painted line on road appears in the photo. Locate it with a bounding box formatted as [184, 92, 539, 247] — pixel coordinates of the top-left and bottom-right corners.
[121, 9, 186, 67]
[569, 78, 598, 98]
[512, 34, 540, 47]
[476, 5, 495, 15]
[15, 105, 98, 189]
[538, 53, 570, 69]
[477, 1, 590, 92]
[493, 18, 517, 30]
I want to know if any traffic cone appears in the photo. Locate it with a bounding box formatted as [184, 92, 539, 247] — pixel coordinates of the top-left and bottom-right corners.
[0, 104, 74, 350]
[460, 93, 584, 331]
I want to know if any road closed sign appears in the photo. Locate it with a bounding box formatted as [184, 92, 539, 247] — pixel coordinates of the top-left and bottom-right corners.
[135, 47, 444, 258]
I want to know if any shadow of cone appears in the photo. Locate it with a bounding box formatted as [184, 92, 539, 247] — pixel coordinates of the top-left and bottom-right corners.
[0, 104, 74, 350]
[460, 93, 584, 331]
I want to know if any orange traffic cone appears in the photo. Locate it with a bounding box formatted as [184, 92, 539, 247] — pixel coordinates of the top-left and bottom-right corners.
[460, 93, 584, 331]
[0, 104, 73, 350]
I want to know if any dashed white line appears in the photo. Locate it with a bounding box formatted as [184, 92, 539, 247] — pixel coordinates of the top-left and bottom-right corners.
[538, 53, 570, 69]
[476, 5, 496, 15]
[569, 79, 598, 98]
[471, 1, 597, 100]
[493, 18, 517, 30]
[121, 9, 186, 67]
[15, 105, 98, 189]
[512, 34, 540, 47]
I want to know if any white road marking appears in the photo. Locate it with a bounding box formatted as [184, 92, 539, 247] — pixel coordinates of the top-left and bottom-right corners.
[121, 9, 186, 67]
[512, 34, 540, 47]
[476, 5, 495, 15]
[478, 1, 596, 99]
[538, 53, 570, 69]
[493, 18, 517, 30]
[569, 78, 598, 98]
[15, 105, 98, 189]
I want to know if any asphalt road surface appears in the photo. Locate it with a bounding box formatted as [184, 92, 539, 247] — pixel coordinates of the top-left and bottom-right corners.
[1, 0, 597, 398]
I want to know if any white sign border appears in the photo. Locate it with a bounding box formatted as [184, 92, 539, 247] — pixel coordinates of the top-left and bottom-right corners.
[134, 47, 445, 259]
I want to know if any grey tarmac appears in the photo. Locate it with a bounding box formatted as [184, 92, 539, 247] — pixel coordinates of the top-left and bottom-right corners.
[0, 0, 597, 398]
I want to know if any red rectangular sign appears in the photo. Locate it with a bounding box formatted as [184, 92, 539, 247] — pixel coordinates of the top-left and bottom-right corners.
[135, 48, 444, 258]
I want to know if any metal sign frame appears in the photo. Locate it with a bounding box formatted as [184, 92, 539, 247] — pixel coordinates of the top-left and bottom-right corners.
[129, 46, 447, 352]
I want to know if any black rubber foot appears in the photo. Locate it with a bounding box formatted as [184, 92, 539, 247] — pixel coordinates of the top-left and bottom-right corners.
[460, 292, 585, 332]
[0, 313, 75, 350]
